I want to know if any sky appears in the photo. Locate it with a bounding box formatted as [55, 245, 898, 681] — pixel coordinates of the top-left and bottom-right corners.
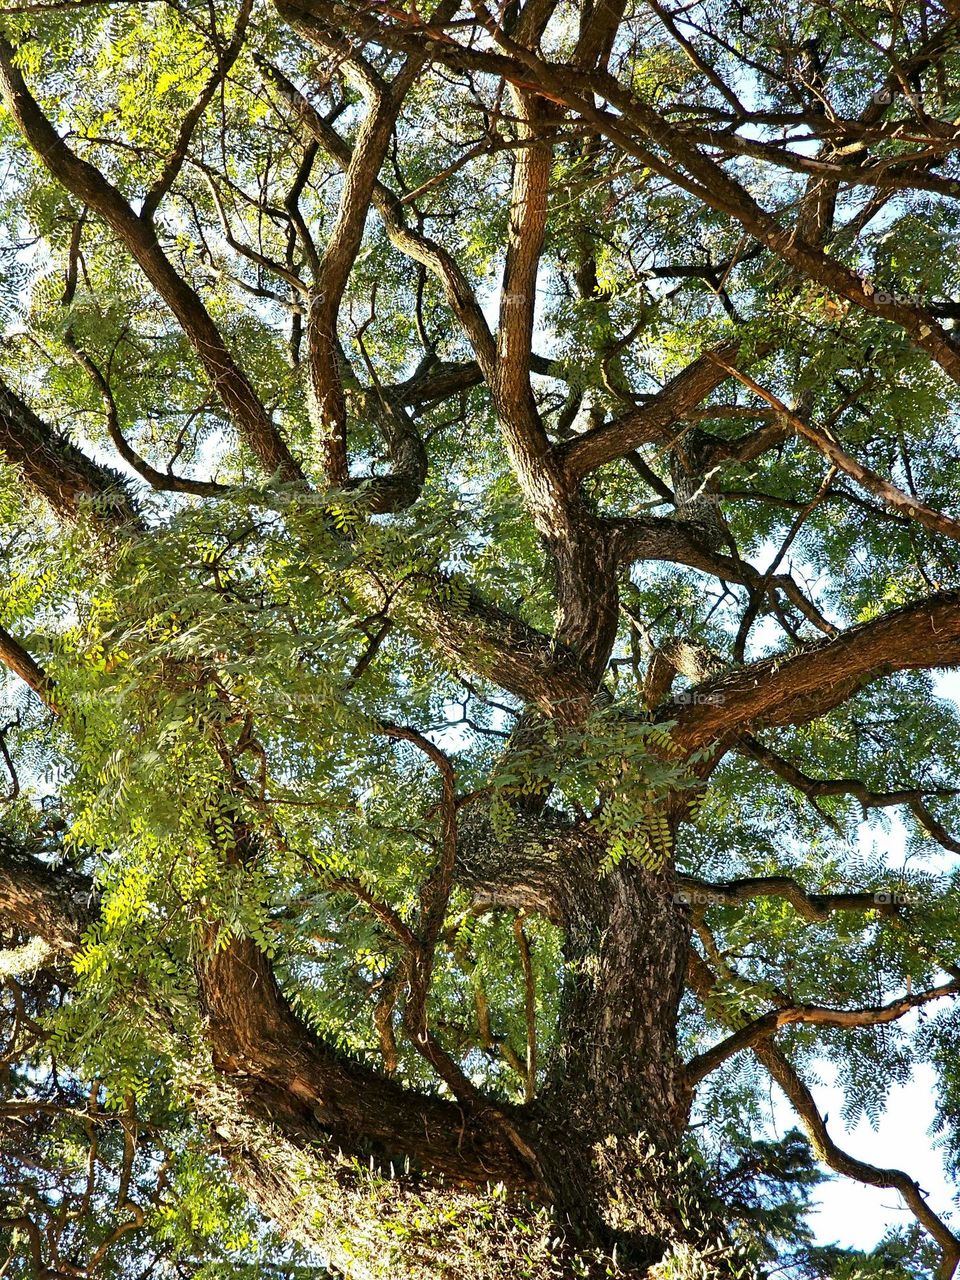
[762, 670, 960, 1254]
[800, 1063, 952, 1251]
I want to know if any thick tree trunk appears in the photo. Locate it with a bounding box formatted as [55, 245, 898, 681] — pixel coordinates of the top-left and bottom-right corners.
[454, 810, 729, 1272]
[0, 820, 726, 1277]
[527, 858, 698, 1270]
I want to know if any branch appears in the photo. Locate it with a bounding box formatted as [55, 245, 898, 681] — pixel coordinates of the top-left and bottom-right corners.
[675, 874, 905, 922]
[755, 1038, 960, 1280]
[258, 55, 497, 376]
[390, 353, 561, 410]
[491, 89, 571, 532]
[140, 0, 253, 219]
[66, 342, 233, 498]
[559, 340, 742, 480]
[741, 735, 960, 854]
[374, 721, 512, 1118]
[0, 372, 138, 525]
[0, 834, 95, 955]
[0, 38, 304, 484]
[198, 930, 537, 1190]
[710, 357, 960, 545]
[304, 52, 429, 489]
[513, 912, 537, 1102]
[613, 514, 836, 638]
[665, 590, 960, 749]
[685, 978, 960, 1088]
[379, 721, 457, 954]
[394, 577, 595, 723]
[687, 946, 960, 1279]
[0, 625, 56, 711]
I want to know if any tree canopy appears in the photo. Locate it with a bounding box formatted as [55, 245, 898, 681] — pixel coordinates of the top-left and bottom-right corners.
[1, 0, 960, 1275]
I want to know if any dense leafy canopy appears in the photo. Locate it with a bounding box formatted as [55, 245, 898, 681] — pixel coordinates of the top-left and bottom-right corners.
[1, 0, 960, 1276]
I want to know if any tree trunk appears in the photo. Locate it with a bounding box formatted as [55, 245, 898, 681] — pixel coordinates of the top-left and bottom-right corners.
[452, 809, 739, 1273]
[525, 857, 700, 1271]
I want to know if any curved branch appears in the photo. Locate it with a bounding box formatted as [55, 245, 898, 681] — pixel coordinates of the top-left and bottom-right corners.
[685, 978, 960, 1088]
[0, 822, 539, 1192]
[67, 342, 233, 498]
[755, 1038, 960, 1280]
[741, 735, 960, 853]
[0, 38, 304, 484]
[687, 946, 960, 1278]
[613, 514, 836, 637]
[559, 339, 742, 479]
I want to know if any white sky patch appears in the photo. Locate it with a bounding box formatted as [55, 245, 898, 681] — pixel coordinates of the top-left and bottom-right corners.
[797, 672, 960, 1249]
[779, 1062, 956, 1249]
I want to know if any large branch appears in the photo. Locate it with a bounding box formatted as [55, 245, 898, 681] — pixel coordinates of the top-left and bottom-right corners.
[0, 589, 541, 1199]
[0, 827, 536, 1190]
[559, 340, 742, 479]
[0, 38, 304, 484]
[0, 373, 138, 525]
[675, 874, 904, 923]
[666, 591, 960, 749]
[0, 834, 95, 955]
[301, 48, 430, 489]
[491, 89, 571, 533]
[198, 931, 536, 1189]
[393, 577, 595, 721]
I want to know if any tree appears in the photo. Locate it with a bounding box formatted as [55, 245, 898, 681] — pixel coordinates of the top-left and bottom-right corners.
[0, 0, 959, 1273]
